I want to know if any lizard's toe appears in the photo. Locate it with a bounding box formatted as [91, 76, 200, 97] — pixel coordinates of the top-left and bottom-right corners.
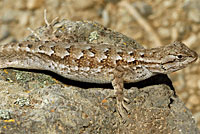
[116, 98, 131, 118]
[122, 98, 130, 111]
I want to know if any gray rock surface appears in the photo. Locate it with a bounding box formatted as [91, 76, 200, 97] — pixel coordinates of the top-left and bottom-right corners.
[0, 69, 199, 134]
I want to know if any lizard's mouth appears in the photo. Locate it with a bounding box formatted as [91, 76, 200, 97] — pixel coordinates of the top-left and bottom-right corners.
[191, 51, 199, 63]
[184, 50, 199, 66]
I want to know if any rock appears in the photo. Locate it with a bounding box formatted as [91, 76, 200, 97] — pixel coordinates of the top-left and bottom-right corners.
[158, 27, 170, 39]
[132, 1, 153, 17]
[0, 70, 199, 133]
[1, 10, 15, 23]
[0, 25, 10, 41]
[71, 0, 95, 10]
[27, 0, 44, 10]
[184, 0, 200, 23]
[188, 94, 200, 105]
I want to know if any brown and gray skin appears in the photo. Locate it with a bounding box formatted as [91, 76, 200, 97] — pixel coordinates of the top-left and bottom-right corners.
[0, 41, 198, 117]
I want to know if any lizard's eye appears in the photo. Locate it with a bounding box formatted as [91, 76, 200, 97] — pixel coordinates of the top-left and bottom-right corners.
[177, 55, 183, 59]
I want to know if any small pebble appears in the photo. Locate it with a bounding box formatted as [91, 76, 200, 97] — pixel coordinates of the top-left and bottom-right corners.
[188, 94, 199, 105]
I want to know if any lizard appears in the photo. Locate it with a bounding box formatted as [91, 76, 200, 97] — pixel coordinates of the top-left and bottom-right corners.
[0, 39, 198, 117]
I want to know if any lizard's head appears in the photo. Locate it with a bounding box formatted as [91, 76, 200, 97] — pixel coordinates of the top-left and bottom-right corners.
[157, 41, 198, 73]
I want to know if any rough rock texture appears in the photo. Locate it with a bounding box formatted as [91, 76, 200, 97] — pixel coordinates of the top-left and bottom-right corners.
[0, 69, 199, 134]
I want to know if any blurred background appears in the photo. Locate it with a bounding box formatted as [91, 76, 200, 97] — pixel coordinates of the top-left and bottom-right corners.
[0, 0, 199, 129]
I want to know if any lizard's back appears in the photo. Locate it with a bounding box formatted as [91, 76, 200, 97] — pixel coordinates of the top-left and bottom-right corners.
[0, 41, 138, 83]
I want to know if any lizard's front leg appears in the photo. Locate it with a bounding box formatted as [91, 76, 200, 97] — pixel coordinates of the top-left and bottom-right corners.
[111, 66, 130, 117]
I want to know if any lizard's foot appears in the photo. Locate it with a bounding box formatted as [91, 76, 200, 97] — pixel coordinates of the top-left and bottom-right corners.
[116, 91, 130, 118]
[104, 91, 130, 118]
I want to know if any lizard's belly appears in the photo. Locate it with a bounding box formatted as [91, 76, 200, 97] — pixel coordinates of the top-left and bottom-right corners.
[55, 67, 114, 84]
